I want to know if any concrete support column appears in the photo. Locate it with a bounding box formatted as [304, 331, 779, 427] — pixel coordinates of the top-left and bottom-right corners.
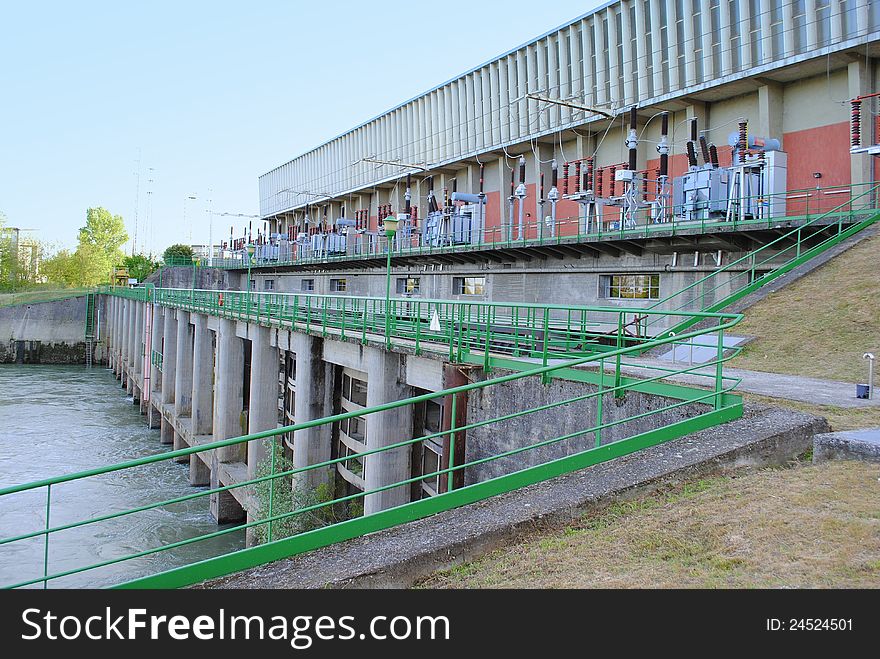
[190, 314, 214, 486]
[109, 297, 117, 376]
[133, 301, 144, 397]
[211, 318, 245, 523]
[246, 325, 277, 477]
[115, 297, 124, 378]
[121, 300, 130, 385]
[174, 311, 194, 454]
[756, 81, 784, 146]
[244, 325, 278, 544]
[159, 309, 178, 446]
[363, 347, 412, 516]
[148, 306, 163, 429]
[292, 333, 332, 491]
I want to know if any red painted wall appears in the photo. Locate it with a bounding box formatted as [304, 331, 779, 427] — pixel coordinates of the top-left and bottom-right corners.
[783, 121, 851, 192]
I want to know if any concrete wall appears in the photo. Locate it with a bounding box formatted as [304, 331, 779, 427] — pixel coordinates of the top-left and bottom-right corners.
[0, 296, 102, 364]
[247, 252, 757, 321]
[463, 369, 709, 485]
[145, 266, 233, 291]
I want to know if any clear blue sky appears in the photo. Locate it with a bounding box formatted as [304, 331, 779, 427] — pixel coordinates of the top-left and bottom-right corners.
[0, 0, 599, 256]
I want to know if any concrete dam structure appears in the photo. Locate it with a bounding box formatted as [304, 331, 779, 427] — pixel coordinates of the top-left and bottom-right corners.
[100, 286, 734, 534]
[3, 0, 880, 589]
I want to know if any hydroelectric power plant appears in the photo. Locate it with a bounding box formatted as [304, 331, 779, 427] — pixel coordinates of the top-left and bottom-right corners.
[2, 0, 880, 589]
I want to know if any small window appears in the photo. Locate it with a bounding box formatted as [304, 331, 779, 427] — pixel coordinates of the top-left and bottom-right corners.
[453, 276, 485, 296]
[342, 372, 368, 407]
[330, 278, 347, 292]
[424, 399, 443, 434]
[249, 279, 255, 291]
[396, 277, 420, 295]
[420, 442, 443, 496]
[301, 278, 315, 292]
[600, 274, 661, 300]
[264, 279, 275, 291]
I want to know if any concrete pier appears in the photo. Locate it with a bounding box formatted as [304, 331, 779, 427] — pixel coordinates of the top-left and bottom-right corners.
[210, 318, 246, 523]
[159, 308, 177, 445]
[190, 314, 214, 486]
[173, 310, 193, 459]
[292, 333, 332, 491]
[363, 346, 412, 516]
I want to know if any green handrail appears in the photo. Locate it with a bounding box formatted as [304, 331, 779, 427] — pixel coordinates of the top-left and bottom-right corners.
[0, 297, 743, 589]
[215, 183, 876, 271]
[644, 182, 880, 337]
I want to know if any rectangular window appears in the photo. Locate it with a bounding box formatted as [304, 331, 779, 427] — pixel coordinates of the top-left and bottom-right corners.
[600, 274, 661, 300]
[342, 371, 368, 407]
[330, 278, 347, 292]
[396, 276, 420, 294]
[420, 442, 442, 497]
[453, 276, 485, 296]
[264, 279, 275, 291]
[301, 278, 315, 292]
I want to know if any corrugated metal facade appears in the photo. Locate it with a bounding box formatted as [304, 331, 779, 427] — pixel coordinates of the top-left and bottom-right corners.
[259, 0, 878, 217]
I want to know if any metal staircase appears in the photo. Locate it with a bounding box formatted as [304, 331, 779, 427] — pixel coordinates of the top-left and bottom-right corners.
[644, 184, 880, 339]
[84, 293, 96, 367]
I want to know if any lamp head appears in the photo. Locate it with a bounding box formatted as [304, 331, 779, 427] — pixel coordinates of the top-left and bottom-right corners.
[246, 243, 256, 257]
[384, 215, 400, 237]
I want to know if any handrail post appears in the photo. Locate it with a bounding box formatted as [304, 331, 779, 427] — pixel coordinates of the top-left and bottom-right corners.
[414, 300, 422, 354]
[446, 394, 458, 493]
[541, 307, 551, 383]
[596, 358, 604, 447]
[715, 318, 725, 410]
[267, 439, 276, 543]
[43, 484, 51, 589]
[614, 312, 624, 397]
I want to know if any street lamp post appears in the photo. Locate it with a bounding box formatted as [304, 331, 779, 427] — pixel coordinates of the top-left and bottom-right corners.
[382, 215, 400, 350]
[191, 254, 199, 305]
[246, 243, 256, 313]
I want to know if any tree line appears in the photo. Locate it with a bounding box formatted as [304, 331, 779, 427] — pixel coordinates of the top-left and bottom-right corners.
[0, 207, 195, 291]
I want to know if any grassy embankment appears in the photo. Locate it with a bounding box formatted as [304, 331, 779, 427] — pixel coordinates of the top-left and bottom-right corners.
[419, 460, 880, 589]
[731, 232, 880, 383]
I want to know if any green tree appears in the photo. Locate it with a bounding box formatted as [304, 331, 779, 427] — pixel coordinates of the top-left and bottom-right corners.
[79, 207, 127, 264]
[162, 243, 194, 264]
[40, 207, 128, 288]
[42, 244, 109, 287]
[123, 254, 159, 282]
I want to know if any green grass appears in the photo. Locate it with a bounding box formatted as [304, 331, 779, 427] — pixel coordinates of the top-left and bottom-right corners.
[731, 232, 880, 383]
[418, 461, 880, 589]
[0, 288, 91, 308]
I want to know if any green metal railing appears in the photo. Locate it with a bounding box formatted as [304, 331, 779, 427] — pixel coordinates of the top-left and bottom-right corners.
[224, 183, 877, 270]
[150, 349, 163, 373]
[152, 286, 674, 363]
[644, 182, 880, 338]
[1, 292, 743, 589]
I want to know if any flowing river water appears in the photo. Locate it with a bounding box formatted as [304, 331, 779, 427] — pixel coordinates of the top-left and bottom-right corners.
[0, 364, 245, 588]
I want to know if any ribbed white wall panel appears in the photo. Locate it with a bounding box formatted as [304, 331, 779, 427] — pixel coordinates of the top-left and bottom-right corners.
[259, 0, 880, 216]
